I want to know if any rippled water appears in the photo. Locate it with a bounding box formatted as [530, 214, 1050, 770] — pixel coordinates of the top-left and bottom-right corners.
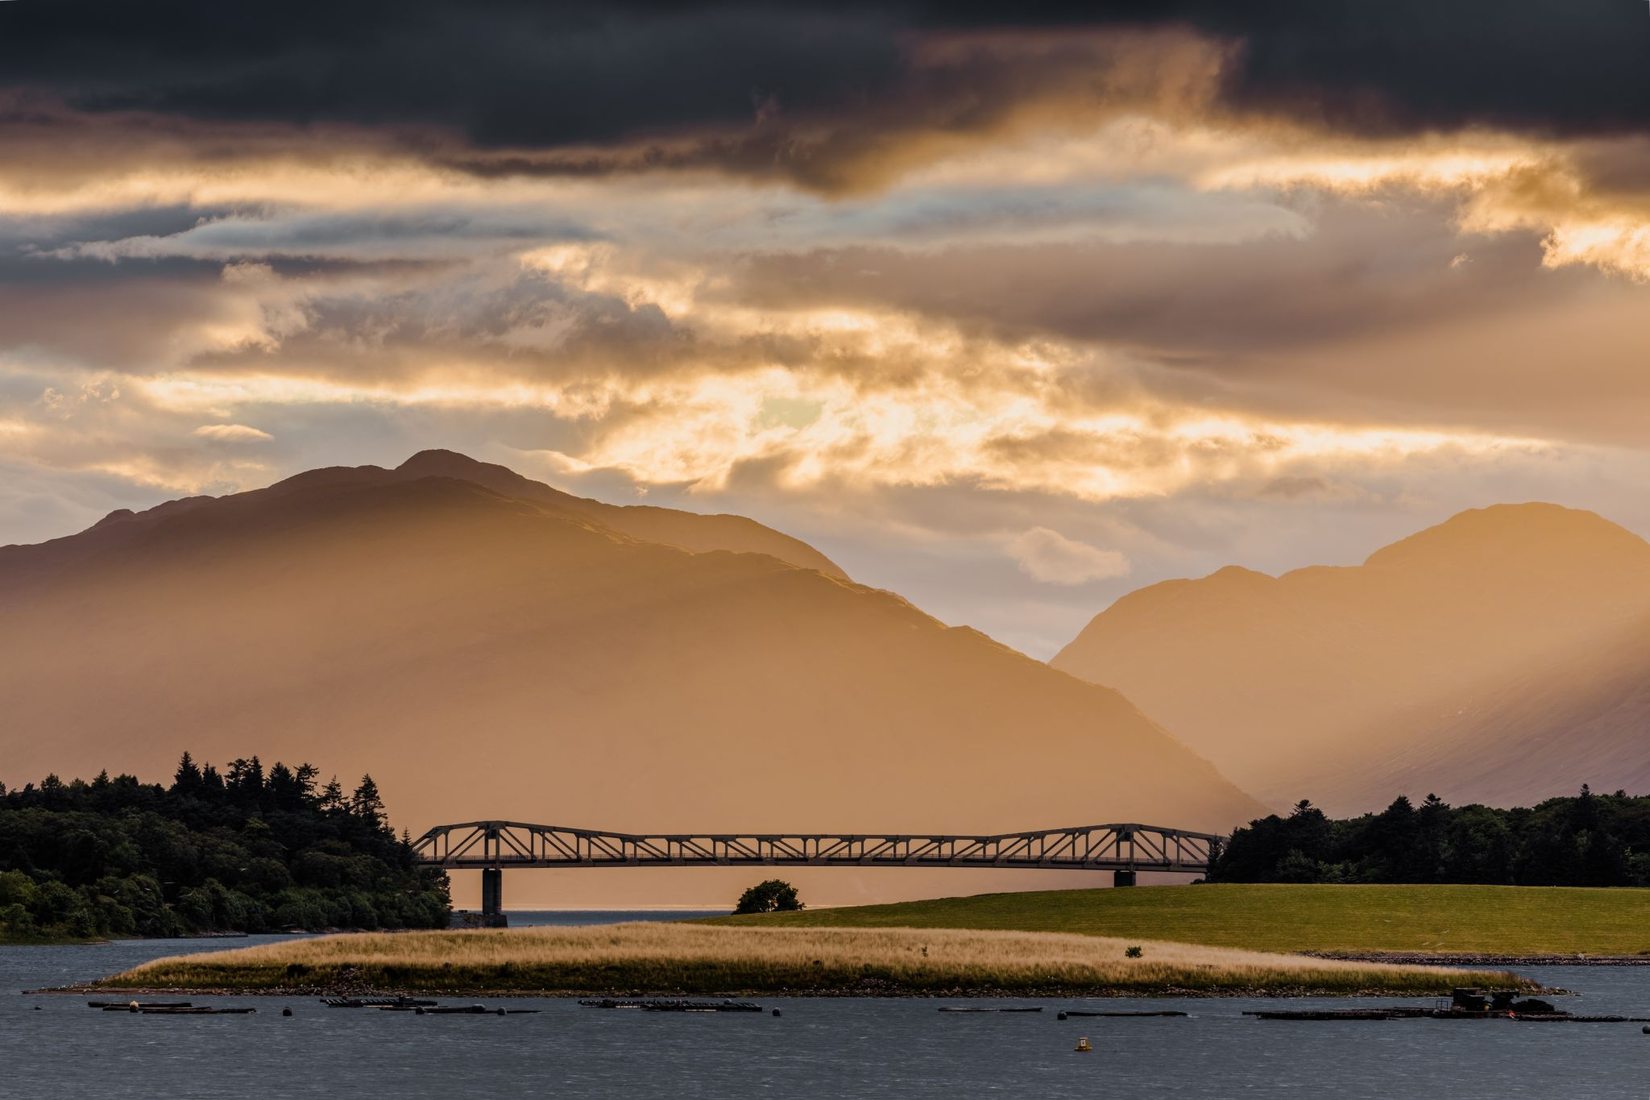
[5, 914, 1650, 1099]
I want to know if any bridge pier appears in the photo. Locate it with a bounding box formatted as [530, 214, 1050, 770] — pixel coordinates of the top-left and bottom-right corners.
[481, 867, 508, 927]
[1113, 870, 1137, 888]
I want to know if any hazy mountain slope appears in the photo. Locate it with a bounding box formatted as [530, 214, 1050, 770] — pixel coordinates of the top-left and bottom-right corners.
[1052, 504, 1650, 807]
[0, 456, 1259, 905]
[1318, 614, 1650, 809]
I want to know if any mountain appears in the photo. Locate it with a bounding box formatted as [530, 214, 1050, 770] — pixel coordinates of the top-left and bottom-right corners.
[0, 449, 844, 594]
[1052, 504, 1650, 811]
[1321, 611, 1650, 809]
[0, 451, 1260, 906]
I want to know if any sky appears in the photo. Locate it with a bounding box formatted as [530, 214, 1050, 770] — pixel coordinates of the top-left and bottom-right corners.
[4, 0, 1650, 658]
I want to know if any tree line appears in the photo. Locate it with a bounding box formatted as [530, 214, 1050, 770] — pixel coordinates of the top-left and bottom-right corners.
[0, 753, 450, 941]
[1209, 787, 1650, 886]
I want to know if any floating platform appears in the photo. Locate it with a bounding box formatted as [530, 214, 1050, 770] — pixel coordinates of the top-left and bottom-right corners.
[1511, 1014, 1650, 1023]
[1246, 1008, 1650, 1023]
[104, 1005, 256, 1015]
[1245, 1009, 1403, 1021]
[1059, 1010, 1188, 1018]
[322, 996, 438, 1008]
[578, 999, 763, 1013]
[938, 1006, 1045, 1014]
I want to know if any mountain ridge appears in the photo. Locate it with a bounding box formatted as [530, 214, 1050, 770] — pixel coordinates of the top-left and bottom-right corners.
[1053, 502, 1650, 811]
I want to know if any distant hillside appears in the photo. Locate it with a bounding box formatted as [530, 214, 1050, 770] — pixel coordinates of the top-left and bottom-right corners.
[0, 452, 1260, 906]
[1053, 504, 1650, 810]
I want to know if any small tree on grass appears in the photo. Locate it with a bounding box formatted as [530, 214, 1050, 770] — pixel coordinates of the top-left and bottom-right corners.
[734, 879, 804, 914]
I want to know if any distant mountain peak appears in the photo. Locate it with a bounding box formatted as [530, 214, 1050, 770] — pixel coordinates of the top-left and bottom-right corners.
[1364, 502, 1647, 571]
[1206, 564, 1275, 584]
[397, 449, 509, 480]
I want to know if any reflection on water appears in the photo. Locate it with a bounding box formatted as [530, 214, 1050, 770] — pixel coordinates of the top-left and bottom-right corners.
[4, 916, 1649, 1099]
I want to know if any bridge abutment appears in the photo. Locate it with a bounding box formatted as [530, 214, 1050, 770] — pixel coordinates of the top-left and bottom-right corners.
[1113, 870, 1137, 887]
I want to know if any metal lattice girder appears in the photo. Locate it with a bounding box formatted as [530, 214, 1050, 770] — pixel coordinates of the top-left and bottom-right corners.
[411, 821, 1224, 874]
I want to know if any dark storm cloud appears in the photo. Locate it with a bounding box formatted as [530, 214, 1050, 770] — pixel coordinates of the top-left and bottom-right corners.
[3, 1, 1645, 183]
[722, 199, 1586, 362]
[0, 2, 905, 145]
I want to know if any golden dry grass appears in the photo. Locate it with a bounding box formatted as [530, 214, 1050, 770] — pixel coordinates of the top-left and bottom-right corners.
[102, 922, 1526, 997]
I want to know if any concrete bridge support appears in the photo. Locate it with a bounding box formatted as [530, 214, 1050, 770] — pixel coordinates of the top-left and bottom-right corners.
[480, 867, 507, 927]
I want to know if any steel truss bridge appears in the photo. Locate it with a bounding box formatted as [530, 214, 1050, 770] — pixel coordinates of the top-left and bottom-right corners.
[411, 821, 1225, 924]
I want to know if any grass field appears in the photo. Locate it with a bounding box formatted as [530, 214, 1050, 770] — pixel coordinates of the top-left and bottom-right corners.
[713, 884, 1650, 957]
[96, 922, 1524, 997]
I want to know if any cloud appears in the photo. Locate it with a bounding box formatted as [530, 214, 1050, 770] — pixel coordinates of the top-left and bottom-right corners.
[1007, 527, 1131, 585]
[192, 423, 272, 443]
[2, 3, 1645, 171]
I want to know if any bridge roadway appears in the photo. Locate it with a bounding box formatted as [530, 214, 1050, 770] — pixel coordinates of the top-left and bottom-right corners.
[410, 821, 1225, 923]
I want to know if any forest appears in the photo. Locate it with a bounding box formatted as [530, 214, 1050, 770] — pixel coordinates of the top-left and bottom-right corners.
[1210, 788, 1650, 886]
[0, 754, 450, 941]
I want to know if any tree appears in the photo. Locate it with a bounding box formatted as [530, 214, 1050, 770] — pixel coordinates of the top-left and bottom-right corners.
[293, 763, 321, 804]
[226, 757, 265, 801]
[733, 879, 804, 914]
[351, 775, 386, 830]
[0, 756, 450, 938]
[172, 752, 203, 794]
[267, 763, 306, 809]
[318, 776, 346, 814]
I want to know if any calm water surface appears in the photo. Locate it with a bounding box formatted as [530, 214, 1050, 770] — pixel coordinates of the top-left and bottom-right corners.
[4, 912, 1649, 1099]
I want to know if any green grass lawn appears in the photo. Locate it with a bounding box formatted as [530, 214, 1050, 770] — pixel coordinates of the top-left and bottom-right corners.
[712, 884, 1650, 957]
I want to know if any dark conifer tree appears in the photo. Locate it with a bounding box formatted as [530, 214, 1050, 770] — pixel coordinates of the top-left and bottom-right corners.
[351, 775, 387, 831]
[173, 752, 203, 794]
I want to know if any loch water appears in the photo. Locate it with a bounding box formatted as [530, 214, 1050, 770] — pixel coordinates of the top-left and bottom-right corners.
[4, 913, 1649, 1099]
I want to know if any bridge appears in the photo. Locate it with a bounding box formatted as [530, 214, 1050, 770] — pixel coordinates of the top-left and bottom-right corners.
[411, 821, 1225, 925]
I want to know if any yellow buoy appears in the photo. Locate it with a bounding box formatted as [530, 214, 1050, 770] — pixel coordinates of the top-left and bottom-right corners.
[1074, 1037, 1093, 1053]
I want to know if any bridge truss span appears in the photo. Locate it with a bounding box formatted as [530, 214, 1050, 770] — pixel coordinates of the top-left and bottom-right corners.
[411, 821, 1224, 874]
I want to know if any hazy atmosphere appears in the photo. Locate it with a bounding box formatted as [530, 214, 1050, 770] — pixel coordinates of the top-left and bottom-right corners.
[11, 8, 1650, 1098]
[7, 2, 1650, 657]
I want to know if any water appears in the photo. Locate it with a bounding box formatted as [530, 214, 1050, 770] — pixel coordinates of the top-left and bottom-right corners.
[5, 918, 1650, 1099]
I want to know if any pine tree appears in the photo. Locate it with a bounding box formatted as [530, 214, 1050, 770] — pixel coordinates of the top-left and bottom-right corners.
[267, 762, 302, 808]
[293, 762, 321, 803]
[351, 775, 387, 830]
[319, 777, 346, 813]
[173, 752, 203, 793]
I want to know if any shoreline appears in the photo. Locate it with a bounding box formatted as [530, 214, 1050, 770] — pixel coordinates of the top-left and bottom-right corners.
[1308, 951, 1650, 967]
[76, 923, 1535, 1001]
[51, 980, 1557, 1000]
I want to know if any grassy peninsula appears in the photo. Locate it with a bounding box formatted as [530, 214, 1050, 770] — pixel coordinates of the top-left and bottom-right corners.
[96, 923, 1525, 997]
[715, 883, 1650, 959]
